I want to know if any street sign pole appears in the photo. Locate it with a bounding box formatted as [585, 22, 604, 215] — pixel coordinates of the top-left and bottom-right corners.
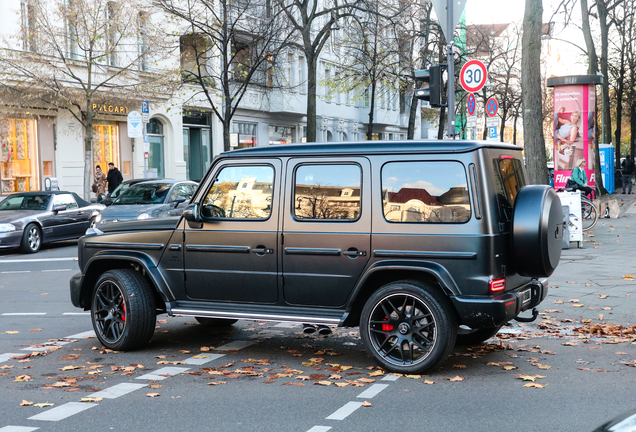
[446, 0, 455, 139]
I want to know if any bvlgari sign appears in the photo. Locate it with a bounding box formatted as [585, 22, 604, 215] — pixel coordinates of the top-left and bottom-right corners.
[92, 103, 130, 114]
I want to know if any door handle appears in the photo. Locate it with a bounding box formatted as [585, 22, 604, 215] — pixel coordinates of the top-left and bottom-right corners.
[342, 250, 366, 257]
[252, 247, 274, 254]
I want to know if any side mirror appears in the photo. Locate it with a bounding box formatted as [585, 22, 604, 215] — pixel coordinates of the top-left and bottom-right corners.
[52, 205, 66, 214]
[173, 196, 187, 208]
[182, 203, 200, 222]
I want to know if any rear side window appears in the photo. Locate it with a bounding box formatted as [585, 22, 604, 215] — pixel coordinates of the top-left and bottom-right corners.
[381, 161, 470, 223]
[293, 164, 361, 220]
[493, 158, 526, 221]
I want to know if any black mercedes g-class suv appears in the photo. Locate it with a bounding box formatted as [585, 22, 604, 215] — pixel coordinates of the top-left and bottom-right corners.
[70, 141, 562, 374]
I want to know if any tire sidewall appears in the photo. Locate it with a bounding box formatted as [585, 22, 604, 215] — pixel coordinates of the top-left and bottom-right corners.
[360, 281, 457, 374]
[20, 224, 41, 254]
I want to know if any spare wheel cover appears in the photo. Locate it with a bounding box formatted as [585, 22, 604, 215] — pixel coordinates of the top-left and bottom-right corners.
[511, 185, 562, 277]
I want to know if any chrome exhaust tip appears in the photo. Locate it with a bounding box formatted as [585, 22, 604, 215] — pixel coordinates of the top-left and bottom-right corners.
[317, 325, 332, 336]
[303, 324, 317, 334]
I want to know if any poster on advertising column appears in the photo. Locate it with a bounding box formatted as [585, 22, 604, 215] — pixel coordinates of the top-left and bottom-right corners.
[547, 75, 602, 190]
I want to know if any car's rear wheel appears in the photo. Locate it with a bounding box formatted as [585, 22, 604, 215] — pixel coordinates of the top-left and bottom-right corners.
[455, 325, 502, 345]
[360, 280, 457, 374]
[195, 317, 238, 327]
[91, 269, 156, 351]
[20, 223, 41, 254]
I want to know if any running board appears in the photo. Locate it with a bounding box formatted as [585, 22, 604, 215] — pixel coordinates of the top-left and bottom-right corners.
[170, 308, 342, 326]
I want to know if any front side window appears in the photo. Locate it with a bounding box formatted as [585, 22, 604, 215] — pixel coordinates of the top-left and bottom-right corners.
[0, 194, 50, 211]
[202, 165, 273, 220]
[382, 161, 470, 223]
[294, 164, 361, 221]
[52, 193, 78, 210]
[114, 183, 170, 205]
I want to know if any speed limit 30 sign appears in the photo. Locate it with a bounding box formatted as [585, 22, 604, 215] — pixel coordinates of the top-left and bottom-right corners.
[460, 60, 488, 93]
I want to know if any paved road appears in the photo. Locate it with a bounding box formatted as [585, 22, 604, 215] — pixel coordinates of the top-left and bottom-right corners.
[1, 197, 636, 432]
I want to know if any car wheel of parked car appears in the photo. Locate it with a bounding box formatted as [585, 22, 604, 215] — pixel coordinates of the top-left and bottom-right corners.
[512, 185, 563, 278]
[360, 280, 457, 374]
[195, 317, 238, 327]
[455, 325, 502, 345]
[91, 269, 156, 351]
[20, 223, 41, 254]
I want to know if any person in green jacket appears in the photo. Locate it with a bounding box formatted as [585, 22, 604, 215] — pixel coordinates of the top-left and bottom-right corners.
[570, 158, 594, 198]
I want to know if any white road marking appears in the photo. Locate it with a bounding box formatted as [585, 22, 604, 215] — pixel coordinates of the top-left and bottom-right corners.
[0, 271, 30, 274]
[0, 426, 39, 432]
[382, 374, 400, 382]
[90, 383, 147, 399]
[306, 427, 332, 432]
[184, 353, 225, 365]
[215, 341, 253, 351]
[326, 402, 364, 420]
[0, 353, 24, 363]
[64, 330, 95, 339]
[0, 257, 76, 263]
[21, 342, 70, 352]
[42, 269, 73, 272]
[1, 313, 46, 316]
[136, 367, 190, 381]
[62, 312, 90, 316]
[28, 402, 97, 421]
[356, 384, 389, 399]
[273, 322, 301, 328]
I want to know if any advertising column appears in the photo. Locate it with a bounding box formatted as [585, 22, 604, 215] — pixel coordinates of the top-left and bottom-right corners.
[547, 75, 602, 189]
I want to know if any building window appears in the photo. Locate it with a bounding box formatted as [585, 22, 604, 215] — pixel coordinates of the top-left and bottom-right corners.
[107, 1, 118, 66]
[232, 122, 257, 149]
[299, 56, 307, 94]
[269, 125, 295, 145]
[183, 111, 212, 182]
[92, 123, 120, 178]
[21, 1, 37, 52]
[137, 11, 149, 71]
[180, 34, 209, 84]
[0, 119, 40, 193]
[146, 118, 164, 178]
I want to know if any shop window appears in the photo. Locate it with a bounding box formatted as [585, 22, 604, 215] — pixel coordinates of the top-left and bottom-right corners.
[232, 122, 257, 149]
[269, 126, 294, 145]
[1, 119, 40, 193]
[92, 124, 120, 176]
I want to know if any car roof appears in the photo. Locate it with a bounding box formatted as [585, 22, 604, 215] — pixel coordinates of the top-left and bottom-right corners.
[121, 178, 168, 184]
[221, 140, 523, 158]
[134, 179, 197, 186]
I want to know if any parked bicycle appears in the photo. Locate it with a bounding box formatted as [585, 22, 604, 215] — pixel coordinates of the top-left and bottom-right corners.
[556, 187, 599, 231]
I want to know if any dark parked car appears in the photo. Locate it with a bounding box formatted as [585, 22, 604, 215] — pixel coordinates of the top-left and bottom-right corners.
[0, 191, 105, 253]
[70, 141, 562, 374]
[94, 180, 197, 226]
[100, 178, 166, 206]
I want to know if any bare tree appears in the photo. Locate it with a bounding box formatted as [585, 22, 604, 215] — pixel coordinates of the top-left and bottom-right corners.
[522, 0, 549, 184]
[155, 0, 293, 151]
[0, 0, 177, 200]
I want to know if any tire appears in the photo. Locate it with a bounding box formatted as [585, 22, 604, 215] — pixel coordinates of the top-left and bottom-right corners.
[512, 185, 562, 277]
[20, 223, 41, 254]
[195, 317, 238, 327]
[455, 326, 502, 345]
[360, 280, 457, 374]
[581, 199, 598, 231]
[91, 269, 156, 351]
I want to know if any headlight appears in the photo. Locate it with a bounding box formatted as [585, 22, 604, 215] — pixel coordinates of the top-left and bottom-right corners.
[137, 213, 151, 220]
[0, 223, 16, 233]
[94, 214, 102, 224]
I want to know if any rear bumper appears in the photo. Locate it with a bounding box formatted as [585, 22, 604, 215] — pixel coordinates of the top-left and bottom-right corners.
[70, 272, 84, 308]
[451, 279, 548, 328]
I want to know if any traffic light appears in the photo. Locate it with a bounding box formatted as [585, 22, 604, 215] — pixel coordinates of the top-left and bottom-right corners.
[414, 65, 443, 107]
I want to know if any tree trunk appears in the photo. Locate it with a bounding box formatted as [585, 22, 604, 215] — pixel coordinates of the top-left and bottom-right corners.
[306, 54, 318, 142]
[367, 81, 377, 140]
[598, 1, 611, 146]
[83, 110, 94, 201]
[631, 103, 636, 158]
[521, 0, 548, 185]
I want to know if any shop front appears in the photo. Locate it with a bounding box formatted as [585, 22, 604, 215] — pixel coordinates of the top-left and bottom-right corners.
[1, 118, 39, 194]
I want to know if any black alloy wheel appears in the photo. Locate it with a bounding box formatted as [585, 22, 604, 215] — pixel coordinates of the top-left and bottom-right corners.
[360, 281, 457, 374]
[91, 269, 156, 351]
[20, 223, 41, 254]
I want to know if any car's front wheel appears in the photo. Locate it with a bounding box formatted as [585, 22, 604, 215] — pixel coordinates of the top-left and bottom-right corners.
[20, 223, 41, 254]
[91, 269, 156, 351]
[360, 280, 457, 374]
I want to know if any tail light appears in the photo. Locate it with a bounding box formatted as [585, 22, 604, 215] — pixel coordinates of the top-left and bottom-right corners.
[490, 278, 506, 292]
[500, 155, 514, 160]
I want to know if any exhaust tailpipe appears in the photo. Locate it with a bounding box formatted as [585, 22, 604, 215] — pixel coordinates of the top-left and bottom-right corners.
[303, 324, 317, 334]
[317, 325, 332, 336]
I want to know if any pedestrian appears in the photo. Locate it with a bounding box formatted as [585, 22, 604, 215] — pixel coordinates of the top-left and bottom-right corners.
[106, 162, 123, 196]
[569, 158, 594, 199]
[93, 165, 106, 202]
[621, 155, 634, 194]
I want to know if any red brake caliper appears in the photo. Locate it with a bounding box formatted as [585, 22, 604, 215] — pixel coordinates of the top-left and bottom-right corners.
[382, 316, 393, 332]
[121, 296, 126, 322]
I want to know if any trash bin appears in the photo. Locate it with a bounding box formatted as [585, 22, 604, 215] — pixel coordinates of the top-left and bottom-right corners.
[599, 144, 615, 194]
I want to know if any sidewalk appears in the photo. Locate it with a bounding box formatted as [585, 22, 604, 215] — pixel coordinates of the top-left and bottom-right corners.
[543, 192, 636, 326]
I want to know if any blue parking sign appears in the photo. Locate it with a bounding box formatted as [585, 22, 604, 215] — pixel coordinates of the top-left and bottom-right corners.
[488, 127, 498, 139]
[142, 100, 149, 114]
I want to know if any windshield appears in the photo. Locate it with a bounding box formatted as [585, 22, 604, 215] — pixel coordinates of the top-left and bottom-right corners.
[0, 194, 51, 211]
[110, 182, 131, 199]
[113, 183, 171, 205]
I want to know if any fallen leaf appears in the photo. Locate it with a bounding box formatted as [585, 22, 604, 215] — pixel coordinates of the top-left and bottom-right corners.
[149, 384, 163, 389]
[568, 299, 580, 303]
[146, 393, 161, 397]
[335, 382, 349, 387]
[598, 295, 609, 299]
[80, 398, 102, 402]
[453, 365, 466, 369]
[19, 400, 33, 406]
[207, 381, 227, 386]
[503, 366, 517, 371]
[314, 381, 332, 386]
[404, 375, 421, 379]
[562, 342, 579, 346]
[5, 331, 19, 334]
[29, 329, 43, 332]
[14, 375, 32, 382]
[424, 380, 435, 384]
[33, 403, 54, 408]
[599, 314, 604, 321]
[59, 366, 82, 371]
[369, 370, 384, 377]
[573, 304, 585, 308]
[59, 355, 82, 360]
[603, 307, 612, 311]
[449, 376, 464, 382]
[518, 375, 536, 381]
[624, 275, 634, 279]
[524, 383, 544, 388]
[362, 401, 372, 407]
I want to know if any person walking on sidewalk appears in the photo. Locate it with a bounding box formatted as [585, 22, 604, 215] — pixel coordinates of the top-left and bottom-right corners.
[621, 155, 634, 194]
[106, 162, 123, 196]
